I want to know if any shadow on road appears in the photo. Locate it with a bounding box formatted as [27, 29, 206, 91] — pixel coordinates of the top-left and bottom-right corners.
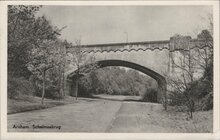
[123, 98, 142, 102]
[79, 95, 145, 103]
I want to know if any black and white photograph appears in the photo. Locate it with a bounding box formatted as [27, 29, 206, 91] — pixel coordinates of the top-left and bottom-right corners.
[0, 1, 219, 139]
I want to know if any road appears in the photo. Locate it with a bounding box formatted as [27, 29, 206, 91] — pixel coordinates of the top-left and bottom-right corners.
[7, 95, 207, 132]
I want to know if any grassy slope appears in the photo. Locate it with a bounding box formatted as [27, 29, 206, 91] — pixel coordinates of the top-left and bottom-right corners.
[166, 106, 213, 132]
[8, 95, 76, 114]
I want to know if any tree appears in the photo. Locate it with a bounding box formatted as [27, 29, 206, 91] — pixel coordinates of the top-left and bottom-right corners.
[28, 38, 70, 104]
[28, 40, 56, 104]
[68, 39, 98, 100]
[167, 31, 213, 118]
[8, 5, 67, 104]
[8, 6, 59, 78]
[51, 40, 67, 98]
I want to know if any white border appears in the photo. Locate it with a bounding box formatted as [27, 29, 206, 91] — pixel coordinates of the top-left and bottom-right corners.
[0, 1, 219, 140]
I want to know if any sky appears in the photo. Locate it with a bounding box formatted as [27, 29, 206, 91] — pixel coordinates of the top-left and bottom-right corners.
[36, 5, 212, 45]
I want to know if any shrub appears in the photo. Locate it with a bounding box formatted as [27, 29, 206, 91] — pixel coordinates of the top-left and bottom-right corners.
[187, 79, 213, 111]
[142, 88, 158, 103]
[196, 92, 213, 111]
[33, 84, 63, 100]
[168, 91, 186, 106]
[8, 77, 35, 99]
[169, 78, 213, 114]
[200, 93, 213, 111]
[29, 74, 64, 100]
[78, 83, 93, 97]
[45, 87, 62, 99]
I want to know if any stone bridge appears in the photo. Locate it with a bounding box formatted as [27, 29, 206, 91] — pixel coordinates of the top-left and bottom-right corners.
[64, 35, 210, 110]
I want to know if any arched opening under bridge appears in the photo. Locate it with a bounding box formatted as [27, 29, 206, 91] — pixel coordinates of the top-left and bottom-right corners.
[66, 60, 167, 110]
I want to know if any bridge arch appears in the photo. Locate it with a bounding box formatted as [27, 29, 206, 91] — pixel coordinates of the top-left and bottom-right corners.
[66, 60, 167, 110]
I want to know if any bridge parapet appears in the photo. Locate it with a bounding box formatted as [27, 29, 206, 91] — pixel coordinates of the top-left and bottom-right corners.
[66, 36, 210, 54]
[67, 40, 170, 54]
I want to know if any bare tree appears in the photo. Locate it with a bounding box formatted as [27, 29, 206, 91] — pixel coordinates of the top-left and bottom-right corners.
[69, 39, 98, 100]
[167, 31, 213, 118]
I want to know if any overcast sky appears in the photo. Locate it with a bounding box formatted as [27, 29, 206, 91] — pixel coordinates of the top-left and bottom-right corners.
[36, 5, 212, 45]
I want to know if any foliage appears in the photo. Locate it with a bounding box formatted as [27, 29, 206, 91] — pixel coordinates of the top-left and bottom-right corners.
[199, 93, 213, 111]
[168, 91, 185, 106]
[78, 67, 157, 97]
[28, 40, 68, 100]
[8, 5, 59, 78]
[8, 5, 67, 103]
[141, 88, 158, 103]
[67, 39, 99, 99]
[169, 73, 213, 110]
[167, 29, 213, 118]
[197, 29, 213, 41]
[8, 77, 35, 99]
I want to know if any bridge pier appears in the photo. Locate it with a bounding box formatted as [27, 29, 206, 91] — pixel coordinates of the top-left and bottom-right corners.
[155, 80, 167, 110]
[71, 81, 78, 97]
[65, 79, 77, 97]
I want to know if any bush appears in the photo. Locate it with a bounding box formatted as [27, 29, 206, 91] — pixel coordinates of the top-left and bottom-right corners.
[168, 91, 186, 106]
[200, 93, 213, 110]
[29, 73, 64, 100]
[45, 88, 62, 99]
[187, 79, 213, 111]
[8, 77, 35, 99]
[169, 78, 213, 112]
[142, 88, 158, 103]
[33, 84, 63, 100]
[195, 92, 213, 111]
[78, 84, 93, 97]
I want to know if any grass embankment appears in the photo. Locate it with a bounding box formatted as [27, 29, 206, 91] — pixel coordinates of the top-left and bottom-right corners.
[165, 106, 213, 132]
[8, 95, 76, 114]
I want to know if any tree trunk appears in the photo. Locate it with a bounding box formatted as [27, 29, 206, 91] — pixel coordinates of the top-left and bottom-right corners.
[76, 61, 79, 100]
[62, 70, 65, 97]
[190, 110, 193, 119]
[41, 70, 46, 104]
[58, 65, 62, 99]
[75, 79, 78, 100]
